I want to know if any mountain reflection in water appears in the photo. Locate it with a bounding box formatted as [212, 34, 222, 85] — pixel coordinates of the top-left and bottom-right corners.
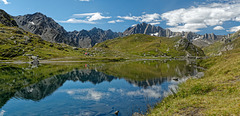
[14, 69, 116, 101]
[0, 60, 200, 116]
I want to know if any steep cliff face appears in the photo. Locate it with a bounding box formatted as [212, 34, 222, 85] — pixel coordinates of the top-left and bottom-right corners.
[123, 23, 221, 48]
[123, 22, 183, 38]
[192, 33, 220, 48]
[0, 9, 18, 27]
[68, 28, 122, 48]
[123, 23, 219, 40]
[13, 11, 223, 48]
[123, 22, 165, 36]
[14, 13, 122, 48]
[14, 13, 69, 43]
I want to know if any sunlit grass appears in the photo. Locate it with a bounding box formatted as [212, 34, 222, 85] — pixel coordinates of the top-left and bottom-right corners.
[149, 48, 240, 115]
[94, 34, 204, 58]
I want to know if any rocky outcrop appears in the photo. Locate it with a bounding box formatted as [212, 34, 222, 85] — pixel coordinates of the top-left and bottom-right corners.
[14, 12, 69, 43]
[123, 23, 221, 48]
[68, 28, 122, 48]
[123, 22, 165, 36]
[12, 11, 222, 48]
[176, 38, 205, 56]
[201, 33, 217, 40]
[14, 13, 122, 48]
[0, 9, 18, 27]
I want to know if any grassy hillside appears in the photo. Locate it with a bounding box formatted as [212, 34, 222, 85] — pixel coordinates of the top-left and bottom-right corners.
[0, 23, 204, 61]
[149, 44, 240, 115]
[203, 33, 240, 56]
[94, 34, 204, 58]
[0, 25, 86, 60]
[0, 26, 205, 61]
[202, 41, 225, 56]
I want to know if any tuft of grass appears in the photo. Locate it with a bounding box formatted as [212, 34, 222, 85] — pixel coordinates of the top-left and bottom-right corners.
[189, 83, 214, 95]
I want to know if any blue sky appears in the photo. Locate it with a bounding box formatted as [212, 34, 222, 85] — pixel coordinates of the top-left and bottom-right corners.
[1, 0, 240, 35]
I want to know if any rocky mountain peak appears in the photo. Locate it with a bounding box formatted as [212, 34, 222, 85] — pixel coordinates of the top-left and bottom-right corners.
[123, 22, 164, 36]
[10, 10, 223, 49]
[32, 12, 45, 16]
[202, 33, 217, 40]
[0, 9, 18, 27]
[89, 27, 104, 33]
[14, 12, 68, 43]
[139, 22, 148, 26]
[123, 23, 223, 48]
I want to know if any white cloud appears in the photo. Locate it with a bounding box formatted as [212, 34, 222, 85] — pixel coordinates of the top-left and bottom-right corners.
[108, 20, 116, 24]
[2, 0, 9, 4]
[162, 2, 240, 32]
[234, 17, 240, 21]
[79, 0, 90, 1]
[227, 25, 240, 32]
[73, 12, 111, 21]
[115, 19, 124, 22]
[132, 24, 137, 27]
[62, 89, 109, 101]
[0, 110, 5, 116]
[59, 18, 96, 24]
[108, 88, 116, 92]
[168, 23, 207, 32]
[60, 12, 111, 24]
[141, 13, 161, 23]
[126, 85, 163, 98]
[118, 13, 161, 25]
[108, 19, 124, 24]
[150, 22, 160, 25]
[117, 16, 140, 22]
[213, 26, 225, 30]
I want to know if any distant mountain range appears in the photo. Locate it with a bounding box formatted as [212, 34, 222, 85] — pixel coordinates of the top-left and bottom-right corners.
[123, 22, 228, 48]
[14, 13, 122, 48]
[0, 9, 236, 48]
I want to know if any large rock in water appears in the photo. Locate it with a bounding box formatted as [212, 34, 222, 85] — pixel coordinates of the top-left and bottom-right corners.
[0, 9, 18, 27]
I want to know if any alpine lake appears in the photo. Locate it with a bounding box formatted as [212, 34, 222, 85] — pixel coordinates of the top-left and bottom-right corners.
[0, 59, 202, 116]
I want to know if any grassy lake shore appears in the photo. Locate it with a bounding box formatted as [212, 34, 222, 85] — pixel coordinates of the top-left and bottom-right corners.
[149, 49, 240, 115]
